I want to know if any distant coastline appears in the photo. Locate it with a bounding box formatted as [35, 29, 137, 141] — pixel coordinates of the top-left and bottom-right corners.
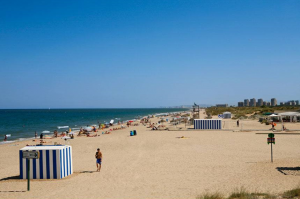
[0, 108, 189, 144]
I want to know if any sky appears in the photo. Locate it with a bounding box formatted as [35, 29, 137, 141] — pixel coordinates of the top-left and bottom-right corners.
[0, 0, 299, 108]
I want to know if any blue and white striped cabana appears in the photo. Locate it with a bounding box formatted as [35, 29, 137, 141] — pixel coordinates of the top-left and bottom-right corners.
[19, 145, 73, 179]
[194, 119, 222, 130]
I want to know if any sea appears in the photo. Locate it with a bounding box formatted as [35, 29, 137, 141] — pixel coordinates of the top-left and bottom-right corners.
[0, 108, 188, 144]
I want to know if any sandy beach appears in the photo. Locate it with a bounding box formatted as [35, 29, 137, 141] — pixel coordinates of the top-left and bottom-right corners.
[1, 1, 299, 198]
[1, 111, 300, 199]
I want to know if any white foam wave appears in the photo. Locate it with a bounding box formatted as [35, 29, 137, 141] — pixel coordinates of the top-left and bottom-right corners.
[0, 140, 15, 145]
[57, 126, 69, 129]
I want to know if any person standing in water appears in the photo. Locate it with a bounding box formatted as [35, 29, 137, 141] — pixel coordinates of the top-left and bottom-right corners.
[95, 148, 102, 172]
[35, 131, 37, 138]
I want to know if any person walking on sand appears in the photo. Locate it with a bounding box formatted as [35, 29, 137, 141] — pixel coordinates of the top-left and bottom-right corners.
[237, 120, 239, 127]
[4, 135, 7, 141]
[95, 148, 102, 172]
[271, 122, 275, 130]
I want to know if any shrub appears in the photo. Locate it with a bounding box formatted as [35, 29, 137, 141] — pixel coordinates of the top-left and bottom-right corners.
[228, 187, 253, 199]
[282, 187, 300, 198]
[196, 192, 224, 199]
[228, 187, 271, 199]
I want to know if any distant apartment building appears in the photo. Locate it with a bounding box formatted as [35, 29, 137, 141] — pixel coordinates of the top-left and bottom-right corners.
[238, 102, 244, 107]
[271, 98, 277, 106]
[286, 101, 293, 106]
[284, 100, 299, 106]
[263, 101, 268, 106]
[280, 102, 284, 106]
[250, 98, 256, 107]
[216, 104, 228, 107]
[267, 102, 271, 106]
[257, 99, 263, 107]
[244, 99, 249, 107]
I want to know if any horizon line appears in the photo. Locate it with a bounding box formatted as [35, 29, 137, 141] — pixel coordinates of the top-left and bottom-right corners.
[0, 107, 191, 110]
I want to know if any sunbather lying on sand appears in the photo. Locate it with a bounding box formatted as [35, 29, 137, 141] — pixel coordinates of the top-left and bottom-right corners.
[87, 133, 97, 137]
[58, 132, 66, 137]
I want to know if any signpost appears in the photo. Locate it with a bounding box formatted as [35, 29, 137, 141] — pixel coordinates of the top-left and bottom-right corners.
[267, 133, 275, 163]
[22, 151, 39, 191]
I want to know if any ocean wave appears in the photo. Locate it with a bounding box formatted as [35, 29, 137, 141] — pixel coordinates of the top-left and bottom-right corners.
[0, 108, 188, 143]
[18, 138, 30, 141]
[57, 126, 69, 129]
[0, 140, 15, 145]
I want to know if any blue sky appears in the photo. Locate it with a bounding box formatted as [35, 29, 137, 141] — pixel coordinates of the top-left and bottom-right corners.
[0, 0, 299, 108]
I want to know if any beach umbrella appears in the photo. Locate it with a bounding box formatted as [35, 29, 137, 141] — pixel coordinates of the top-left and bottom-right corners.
[129, 120, 134, 123]
[84, 127, 93, 132]
[263, 112, 273, 116]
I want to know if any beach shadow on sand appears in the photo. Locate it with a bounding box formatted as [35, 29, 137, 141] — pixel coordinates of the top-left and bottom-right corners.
[0, 175, 20, 181]
[80, 171, 97, 173]
[0, 175, 26, 192]
[0, 190, 26, 192]
[276, 167, 300, 176]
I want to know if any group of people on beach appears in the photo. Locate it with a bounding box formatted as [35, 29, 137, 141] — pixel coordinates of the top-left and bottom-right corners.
[148, 122, 166, 130]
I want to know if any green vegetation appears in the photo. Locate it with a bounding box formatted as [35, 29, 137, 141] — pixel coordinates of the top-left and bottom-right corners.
[228, 187, 272, 199]
[197, 188, 274, 199]
[205, 106, 300, 118]
[196, 192, 223, 199]
[282, 187, 300, 198]
[196, 186, 300, 199]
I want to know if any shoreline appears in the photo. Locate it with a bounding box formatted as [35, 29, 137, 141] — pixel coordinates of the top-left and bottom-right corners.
[1, 110, 300, 199]
[0, 109, 189, 145]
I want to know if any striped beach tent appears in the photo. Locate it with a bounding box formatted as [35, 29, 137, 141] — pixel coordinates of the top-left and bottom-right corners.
[19, 145, 73, 179]
[194, 119, 222, 130]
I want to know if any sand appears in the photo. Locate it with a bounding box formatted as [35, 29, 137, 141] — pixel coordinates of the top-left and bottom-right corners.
[1, 111, 300, 199]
